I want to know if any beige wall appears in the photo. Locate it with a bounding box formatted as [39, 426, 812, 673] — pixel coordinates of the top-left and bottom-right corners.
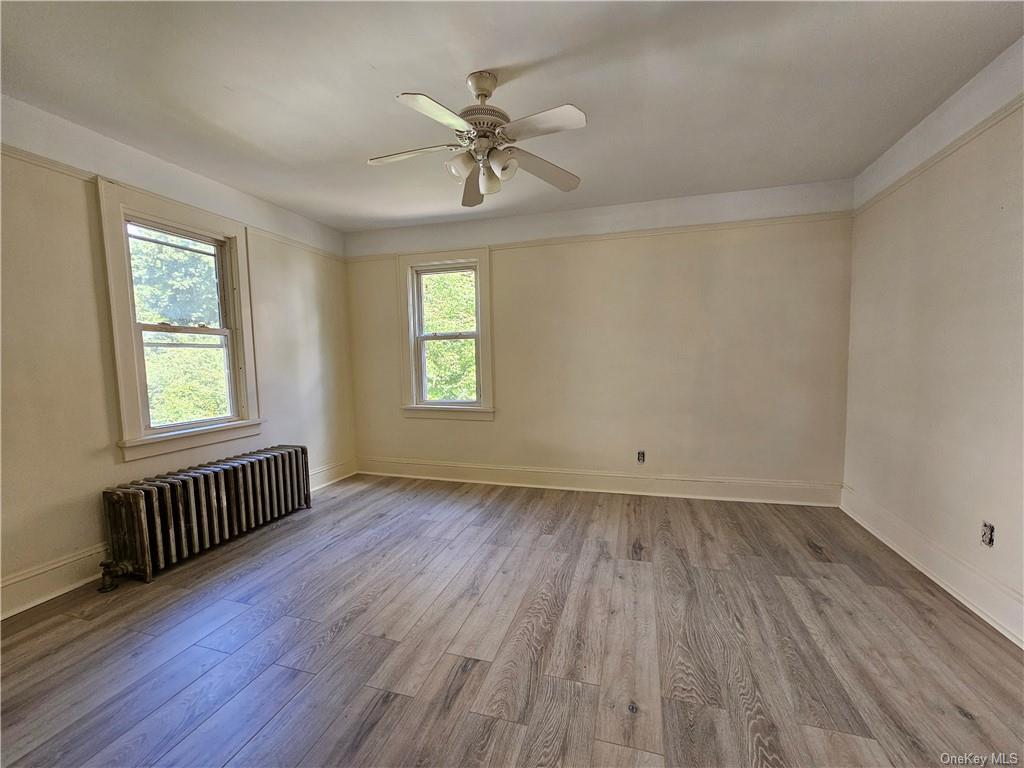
[349, 216, 852, 504]
[1, 154, 357, 616]
[4, 104, 1019, 648]
[843, 107, 1023, 643]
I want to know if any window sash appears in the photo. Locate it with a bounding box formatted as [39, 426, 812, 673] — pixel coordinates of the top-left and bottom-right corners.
[138, 322, 229, 336]
[415, 335, 482, 405]
[414, 265, 478, 335]
[415, 330, 477, 341]
[127, 218, 228, 331]
[413, 265, 481, 405]
[125, 221, 241, 432]
[126, 217, 221, 250]
[137, 330, 239, 431]
[127, 232, 217, 257]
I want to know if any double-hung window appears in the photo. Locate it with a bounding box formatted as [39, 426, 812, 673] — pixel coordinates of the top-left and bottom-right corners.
[100, 179, 261, 459]
[399, 249, 493, 419]
[415, 266, 480, 403]
[127, 222, 235, 428]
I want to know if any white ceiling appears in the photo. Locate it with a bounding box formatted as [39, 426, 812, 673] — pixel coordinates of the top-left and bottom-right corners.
[3, 2, 1021, 232]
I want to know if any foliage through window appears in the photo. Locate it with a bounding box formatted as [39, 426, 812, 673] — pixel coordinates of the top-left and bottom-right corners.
[415, 268, 479, 403]
[127, 222, 234, 428]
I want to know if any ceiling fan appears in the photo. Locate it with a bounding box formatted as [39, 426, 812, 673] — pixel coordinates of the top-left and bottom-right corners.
[368, 71, 586, 207]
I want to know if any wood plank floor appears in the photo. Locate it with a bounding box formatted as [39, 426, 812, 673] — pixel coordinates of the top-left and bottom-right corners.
[3, 475, 1021, 767]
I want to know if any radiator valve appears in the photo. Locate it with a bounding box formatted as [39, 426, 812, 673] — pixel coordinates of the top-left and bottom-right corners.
[98, 560, 133, 592]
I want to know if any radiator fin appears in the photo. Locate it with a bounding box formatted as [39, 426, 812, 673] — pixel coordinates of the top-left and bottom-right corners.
[102, 445, 310, 582]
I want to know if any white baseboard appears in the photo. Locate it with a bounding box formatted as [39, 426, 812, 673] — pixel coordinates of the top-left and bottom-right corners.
[357, 456, 841, 506]
[310, 458, 358, 491]
[0, 459, 358, 621]
[841, 484, 1023, 648]
[1, 543, 108, 620]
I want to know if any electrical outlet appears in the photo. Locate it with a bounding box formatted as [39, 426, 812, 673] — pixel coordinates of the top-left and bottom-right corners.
[981, 521, 995, 547]
[637, 450, 645, 464]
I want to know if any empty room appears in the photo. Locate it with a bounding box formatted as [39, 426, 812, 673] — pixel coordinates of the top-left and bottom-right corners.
[1, 2, 1022, 767]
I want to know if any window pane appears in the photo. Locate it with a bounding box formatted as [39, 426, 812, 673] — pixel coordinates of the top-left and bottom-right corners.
[423, 338, 477, 402]
[128, 223, 223, 327]
[142, 331, 232, 426]
[420, 270, 476, 334]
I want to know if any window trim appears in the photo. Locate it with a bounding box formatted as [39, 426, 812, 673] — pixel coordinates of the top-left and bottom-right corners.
[398, 248, 493, 419]
[99, 179, 261, 460]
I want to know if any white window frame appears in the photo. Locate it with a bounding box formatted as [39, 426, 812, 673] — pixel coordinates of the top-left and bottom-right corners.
[398, 248, 494, 420]
[99, 179, 261, 460]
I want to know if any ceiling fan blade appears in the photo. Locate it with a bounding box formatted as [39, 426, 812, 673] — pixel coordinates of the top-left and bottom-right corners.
[507, 148, 580, 192]
[367, 144, 462, 165]
[500, 104, 586, 142]
[397, 93, 474, 133]
[462, 165, 483, 207]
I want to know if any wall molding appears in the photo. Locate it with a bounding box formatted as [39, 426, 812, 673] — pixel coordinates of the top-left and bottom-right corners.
[344, 180, 854, 260]
[1, 543, 109, 620]
[1, 542, 108, 588]
[310, 458, 359, 491]
[346, 211, 854, 263]
[855, 99, 1023, 216]
[2, 145, 349, 263]
[1, 143, 96, 181]
[0, 462, 355, 619]
[247, 226, 348, 263]
[854, 37, 1023, 208]
[841, 484, 1023, 649]
[1, 96, 346, 256]
[357, 456, 841, 506]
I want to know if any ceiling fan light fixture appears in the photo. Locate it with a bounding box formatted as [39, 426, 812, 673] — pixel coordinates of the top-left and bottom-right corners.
[478, 162, 501, 195]
[444, 150, 476, 181]
[368, 72, 586, 207]
[488, 148, 518, 181]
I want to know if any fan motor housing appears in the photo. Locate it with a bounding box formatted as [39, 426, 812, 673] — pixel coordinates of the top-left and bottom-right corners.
[458, 104, 510, 136]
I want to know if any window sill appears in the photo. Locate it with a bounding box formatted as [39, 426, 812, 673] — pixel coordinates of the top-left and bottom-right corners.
[118, 418, 263, 461]
[401, 405, 495, 421]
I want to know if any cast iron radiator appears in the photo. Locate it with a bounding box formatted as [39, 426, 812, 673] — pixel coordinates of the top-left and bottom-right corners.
[99, 445, 310, 589]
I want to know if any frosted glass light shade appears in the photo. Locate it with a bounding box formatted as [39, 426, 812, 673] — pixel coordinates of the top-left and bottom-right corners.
[488, 148, 519, 181]
[479, 162, 502, 194]
[444, 151, 476, 181]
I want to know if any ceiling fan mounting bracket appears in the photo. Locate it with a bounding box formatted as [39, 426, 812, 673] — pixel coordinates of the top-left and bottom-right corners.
[466, 70, 498, 102]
